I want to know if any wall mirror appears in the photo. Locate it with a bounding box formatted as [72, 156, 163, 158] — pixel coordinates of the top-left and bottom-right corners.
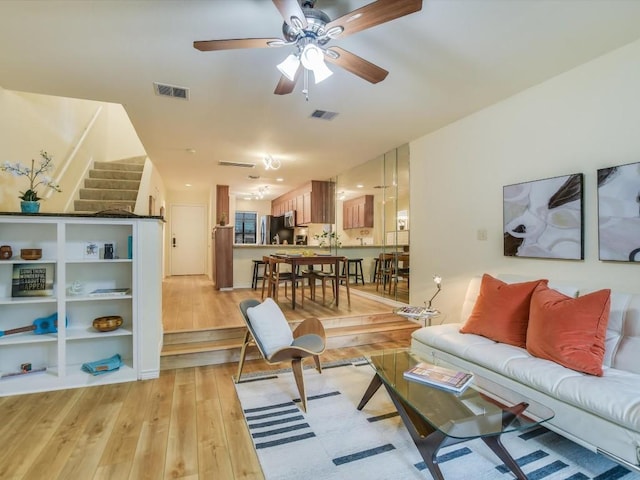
[331, 144, 410, 303]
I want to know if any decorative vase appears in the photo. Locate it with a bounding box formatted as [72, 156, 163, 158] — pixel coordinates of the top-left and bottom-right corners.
[20, 201, 40, 213]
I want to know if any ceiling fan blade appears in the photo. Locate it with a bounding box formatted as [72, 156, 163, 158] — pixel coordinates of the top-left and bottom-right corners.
[325, 47, 388, 84]
[272, 0, 308, 30]
[325, 0, 422, 39]
[274, 65, 301, 95]
[194, 38, 284, 51]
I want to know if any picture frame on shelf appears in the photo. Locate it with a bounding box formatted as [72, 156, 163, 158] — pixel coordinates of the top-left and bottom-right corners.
[597, 161, 640, 262]
[84, 241, 99, 259]
[503, 173, 584, 260]
[11, 263, 55, 297]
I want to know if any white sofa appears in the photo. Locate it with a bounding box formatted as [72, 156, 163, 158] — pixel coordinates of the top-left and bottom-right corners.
[411, 274, 640, 471]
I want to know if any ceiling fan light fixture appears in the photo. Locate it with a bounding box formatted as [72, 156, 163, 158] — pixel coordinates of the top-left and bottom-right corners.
[277, 53, 301, 81]
[300, 43, 323, 70]
[300, 43, 332, 84]
[311, 59, 333, 84]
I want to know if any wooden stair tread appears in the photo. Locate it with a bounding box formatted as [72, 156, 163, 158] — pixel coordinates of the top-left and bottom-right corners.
[161, 320, 419, 357]
[161, 337, 241, 356]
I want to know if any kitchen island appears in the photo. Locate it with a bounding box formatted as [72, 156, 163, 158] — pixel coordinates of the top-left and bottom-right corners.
[233, 244, 402, 289]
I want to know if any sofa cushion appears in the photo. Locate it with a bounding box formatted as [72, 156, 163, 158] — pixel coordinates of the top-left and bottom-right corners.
[526, 284, 611, 376]
[460, 274, 547, 347]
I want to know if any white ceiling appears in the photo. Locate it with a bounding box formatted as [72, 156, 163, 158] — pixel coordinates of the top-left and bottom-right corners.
[2, 0, 640, 200]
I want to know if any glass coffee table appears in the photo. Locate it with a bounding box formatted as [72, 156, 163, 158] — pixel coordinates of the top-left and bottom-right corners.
[358, 350, 554, 480]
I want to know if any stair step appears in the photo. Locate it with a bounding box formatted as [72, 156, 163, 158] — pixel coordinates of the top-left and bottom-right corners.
[79, 188, 138, 201]
[84, 178, 141, 190]
[112, 156, 146, 165]
[74, 199, 136, 212]
[89, 170, 143, 181]
[159, 317, 420, 370]
[93, 161, 145, 172]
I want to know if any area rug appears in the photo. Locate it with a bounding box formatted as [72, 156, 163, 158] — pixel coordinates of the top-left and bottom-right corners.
[234, 359, 640, 480]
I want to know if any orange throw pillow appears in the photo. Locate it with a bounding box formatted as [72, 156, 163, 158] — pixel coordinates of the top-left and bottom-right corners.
[526, 284, 611, 376]
[460, 274, 548, 347]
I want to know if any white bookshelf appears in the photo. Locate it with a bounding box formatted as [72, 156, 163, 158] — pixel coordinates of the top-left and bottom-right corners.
[0, 214, 162, 396]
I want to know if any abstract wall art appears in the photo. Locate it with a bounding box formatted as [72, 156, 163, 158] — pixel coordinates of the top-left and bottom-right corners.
[597, 161, 640, 262]
[503, 173, 584, 260]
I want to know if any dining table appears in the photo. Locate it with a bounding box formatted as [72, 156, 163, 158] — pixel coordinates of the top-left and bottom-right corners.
[271, 253, 343, 309]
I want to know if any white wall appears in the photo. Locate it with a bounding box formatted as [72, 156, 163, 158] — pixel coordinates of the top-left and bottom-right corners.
[0, 88, 150, 213]
[410, 38, 640, 324]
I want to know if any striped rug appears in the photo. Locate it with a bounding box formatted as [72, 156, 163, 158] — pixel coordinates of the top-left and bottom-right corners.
[234, 359, 640, 480]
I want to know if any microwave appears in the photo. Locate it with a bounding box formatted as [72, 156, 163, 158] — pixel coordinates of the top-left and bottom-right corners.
[284, 211, 295, 228]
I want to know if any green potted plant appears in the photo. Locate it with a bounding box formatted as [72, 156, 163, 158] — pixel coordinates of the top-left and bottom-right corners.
[314, 230, 341, 249]
[1, 150, 62, 213]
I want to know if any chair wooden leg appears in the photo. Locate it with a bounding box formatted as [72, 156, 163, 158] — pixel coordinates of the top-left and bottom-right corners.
[291, 358, 307, 412]
[344, 275, 351, 306]
[261, 263, 270, 299]
[313, 354, 322, 373]
[235, 330, 252, 383]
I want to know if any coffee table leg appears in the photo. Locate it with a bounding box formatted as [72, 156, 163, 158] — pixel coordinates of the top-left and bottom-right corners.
[357, 373, 383, 410]
[482, 436, 527, 480]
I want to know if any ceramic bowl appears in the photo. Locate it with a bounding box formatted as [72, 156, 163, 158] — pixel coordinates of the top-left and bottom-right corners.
[20, 248, 42, 260]
[92, 315, 124, 332]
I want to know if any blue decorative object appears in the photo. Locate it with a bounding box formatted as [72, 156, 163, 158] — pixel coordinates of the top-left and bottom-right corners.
[20, 201, 40, 213]
[81, 353, 123, 376]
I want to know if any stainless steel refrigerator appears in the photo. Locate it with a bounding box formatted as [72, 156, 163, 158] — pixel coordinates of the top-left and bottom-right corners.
[260, 215, 293, 245]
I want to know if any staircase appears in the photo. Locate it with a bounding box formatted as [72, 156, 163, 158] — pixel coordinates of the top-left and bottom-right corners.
[74, 157, 145, 213]
[160, 312, 421, 370]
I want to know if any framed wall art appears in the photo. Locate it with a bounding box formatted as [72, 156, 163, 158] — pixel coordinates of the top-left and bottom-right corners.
[503, 173, 584, 260]
[11, 263, 55, 297]
[597, 161, 640, 262]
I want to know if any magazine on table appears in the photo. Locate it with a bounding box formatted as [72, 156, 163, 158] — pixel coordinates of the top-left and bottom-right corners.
[403, 362, 474, 393]
[394, 306, 437, 318]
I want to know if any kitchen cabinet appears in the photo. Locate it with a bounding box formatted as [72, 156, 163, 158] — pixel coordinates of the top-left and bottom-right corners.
[0, 214, 162, 397]
[271, 180, 335, 225]
[343, 195, 374, 229]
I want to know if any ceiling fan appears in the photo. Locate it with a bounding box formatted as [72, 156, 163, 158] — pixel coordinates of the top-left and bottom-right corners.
[194, 0, 423, 99]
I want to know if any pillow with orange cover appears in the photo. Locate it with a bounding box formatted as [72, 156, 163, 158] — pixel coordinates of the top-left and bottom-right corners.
[526, 284, 610, 376]
[460, 274, 548, 347]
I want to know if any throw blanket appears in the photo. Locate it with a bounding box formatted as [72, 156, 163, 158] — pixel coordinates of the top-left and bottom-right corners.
[81, 353, 122, 375]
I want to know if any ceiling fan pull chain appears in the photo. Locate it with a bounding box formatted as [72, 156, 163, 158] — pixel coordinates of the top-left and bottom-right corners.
[303, 68, 310, 101]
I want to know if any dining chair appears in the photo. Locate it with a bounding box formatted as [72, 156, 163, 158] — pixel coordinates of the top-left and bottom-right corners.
[262, 255, 306, 307]
[236, 298, 326, 412]
[309, 257, 351, 306]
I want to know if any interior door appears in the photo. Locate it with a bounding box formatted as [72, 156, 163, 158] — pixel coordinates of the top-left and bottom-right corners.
[170, 204, 206, 275]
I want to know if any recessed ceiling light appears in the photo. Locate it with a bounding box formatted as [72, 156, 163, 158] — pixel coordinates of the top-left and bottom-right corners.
[185, 183, 192, 187]
[186, 148, 196, 154]
[356, 184, 364, 188]
[276, 178, 284, 182]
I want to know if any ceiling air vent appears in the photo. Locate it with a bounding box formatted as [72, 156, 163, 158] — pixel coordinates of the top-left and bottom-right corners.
[310, 109, 338, 121]
[153, 82, 189, 100]
[218, 161, 256, 168]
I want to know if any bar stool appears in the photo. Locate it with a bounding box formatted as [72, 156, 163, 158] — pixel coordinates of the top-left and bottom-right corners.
[375, 253, 394, 292]
[341, 258, 365, 285]
[251, 259, 265, 290]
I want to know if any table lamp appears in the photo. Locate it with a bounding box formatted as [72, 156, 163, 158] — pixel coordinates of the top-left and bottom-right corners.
[426, 275, 442, 311]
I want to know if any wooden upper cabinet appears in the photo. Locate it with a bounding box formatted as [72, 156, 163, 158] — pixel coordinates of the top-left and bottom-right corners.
[271, 180, 335, 225]
[343, 195, 374, 229]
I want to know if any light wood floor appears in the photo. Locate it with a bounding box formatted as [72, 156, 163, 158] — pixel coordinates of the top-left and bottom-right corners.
[1, 276, 409, 480]
[162, 275, 403, 332]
